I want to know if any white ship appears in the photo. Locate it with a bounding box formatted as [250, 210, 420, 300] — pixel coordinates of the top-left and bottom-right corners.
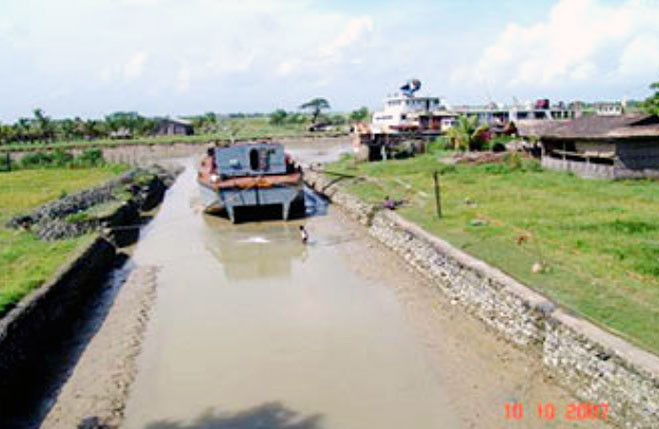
[371, 79, 454, 134]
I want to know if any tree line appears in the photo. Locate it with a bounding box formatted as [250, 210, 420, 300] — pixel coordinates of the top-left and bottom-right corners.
[0, 110, 154, 145]
[269, 97, 370, 126]
[0, 110, 226, 146]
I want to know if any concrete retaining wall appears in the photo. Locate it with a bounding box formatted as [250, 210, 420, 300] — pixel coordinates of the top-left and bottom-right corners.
[305, 169, 659, 428]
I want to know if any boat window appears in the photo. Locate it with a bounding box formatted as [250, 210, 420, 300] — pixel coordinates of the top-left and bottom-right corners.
[249, 148, 260, 170]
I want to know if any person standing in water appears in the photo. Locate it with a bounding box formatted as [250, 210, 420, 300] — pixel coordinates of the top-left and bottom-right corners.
[299, 225, 309, 244]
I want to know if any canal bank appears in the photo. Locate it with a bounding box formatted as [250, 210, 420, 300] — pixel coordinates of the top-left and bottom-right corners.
[0, 165, 179, 428]
[37, 155, 608, 428]
[303, 168, 659, 428]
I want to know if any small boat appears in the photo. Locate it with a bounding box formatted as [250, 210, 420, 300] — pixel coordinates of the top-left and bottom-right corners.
[197, 142, 305, 223]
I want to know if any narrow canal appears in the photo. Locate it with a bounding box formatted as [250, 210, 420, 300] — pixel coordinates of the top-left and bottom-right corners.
[121, 161, 459, 428]
[116, 152, 600, 428]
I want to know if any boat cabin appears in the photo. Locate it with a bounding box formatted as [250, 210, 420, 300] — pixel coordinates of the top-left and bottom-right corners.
[213, 143, 290, 178]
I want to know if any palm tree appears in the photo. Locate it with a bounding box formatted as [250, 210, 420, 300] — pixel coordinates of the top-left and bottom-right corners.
[0, 124, 11, 145]
[15, 118, 31, 143]
[447, 115, 489, 151]
[33, 108, 55, 142]
[60, 118, 76, 141]
[642, 79, 659, 115]
[299, 98, 330, 124]
[73, 117, 85, 140]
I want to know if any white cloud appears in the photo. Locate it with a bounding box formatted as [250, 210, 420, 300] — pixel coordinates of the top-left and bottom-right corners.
[277, 60, 301, 76]
[277, 16, 373, 77]
[318, 16, 373, 59]
[617, 34, 659, 76]
[123, 51, 147, 80]
[122, 0, 159, 5]
[177, 63, 191, 94]
[2, 0, 656, 121]
[451, 0, 659, 91]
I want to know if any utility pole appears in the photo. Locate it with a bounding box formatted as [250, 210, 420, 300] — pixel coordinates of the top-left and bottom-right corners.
[433, 170, 442, 218]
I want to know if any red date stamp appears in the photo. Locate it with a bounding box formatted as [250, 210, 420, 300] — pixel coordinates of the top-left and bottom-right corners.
[504, 401, 609, 421]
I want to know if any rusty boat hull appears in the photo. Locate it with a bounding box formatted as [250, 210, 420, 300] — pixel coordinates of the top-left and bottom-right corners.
[198, 174, 304, 222]
[198, 143, 305, 223]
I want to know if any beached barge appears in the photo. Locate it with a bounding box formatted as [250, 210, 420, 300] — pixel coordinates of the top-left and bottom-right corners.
[197, 142, 304, 222]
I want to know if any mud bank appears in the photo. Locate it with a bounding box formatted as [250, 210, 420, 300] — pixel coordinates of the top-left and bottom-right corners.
[0, 167, 179, 427]
[42, 265, 159, 428]
[304, 169, 659, 428]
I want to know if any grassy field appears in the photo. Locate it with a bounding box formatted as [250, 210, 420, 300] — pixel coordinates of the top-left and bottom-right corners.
[0, 165, 126, 316]
[0, 117, 347, 153]
[328, 153, 659, 354]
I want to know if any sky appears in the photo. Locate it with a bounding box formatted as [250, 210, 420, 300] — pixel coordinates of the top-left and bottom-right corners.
[0, 0, 658, 122]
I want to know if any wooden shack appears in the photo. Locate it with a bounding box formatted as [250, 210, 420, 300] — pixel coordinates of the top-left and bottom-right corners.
[156, 118, 194, 136]
[527, 115, 659, 179]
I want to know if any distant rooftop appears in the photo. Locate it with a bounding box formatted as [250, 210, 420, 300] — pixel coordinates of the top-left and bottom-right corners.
[523, 114, 659, 139]
[160, 117, 193, 126]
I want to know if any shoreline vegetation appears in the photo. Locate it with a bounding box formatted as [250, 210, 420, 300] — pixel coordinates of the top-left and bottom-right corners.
[0, 114, 349, 153]
[326, 151, 659, 354]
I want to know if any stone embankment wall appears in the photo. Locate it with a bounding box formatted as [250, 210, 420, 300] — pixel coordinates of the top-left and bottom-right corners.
[0, 166, 179, 411]
[304, 169, 659, 428]
[6, 165, 176, 241]
[0, 237, 116, 402]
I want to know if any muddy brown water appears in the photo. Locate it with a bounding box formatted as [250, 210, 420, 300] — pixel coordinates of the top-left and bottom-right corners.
[122, 161, 457, 428]
[119, 152, 609, 428]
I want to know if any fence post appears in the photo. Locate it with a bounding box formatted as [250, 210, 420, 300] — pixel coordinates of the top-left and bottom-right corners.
[433, 170, 442, 218]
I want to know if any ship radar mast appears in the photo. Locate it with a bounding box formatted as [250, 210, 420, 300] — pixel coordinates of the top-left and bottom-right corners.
[400, 79, 421, 97]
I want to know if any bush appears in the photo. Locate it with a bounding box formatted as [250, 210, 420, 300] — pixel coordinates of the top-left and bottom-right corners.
[427, 136, 452, 153]
[269, 109, 288, 126]
[504, 152, 523, 170]
[20, 152, 54, 168]
[523, 159, 542, 172]
[480, 154, 542, 175]
[16, 148, 105, 169]
[76, 148, 104, 166]
[486, 135, 514, 152]
[52, 149, 74, 166]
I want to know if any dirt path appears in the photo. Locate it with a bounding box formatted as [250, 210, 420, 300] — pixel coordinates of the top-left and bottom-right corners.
[41, 265, 158, 428]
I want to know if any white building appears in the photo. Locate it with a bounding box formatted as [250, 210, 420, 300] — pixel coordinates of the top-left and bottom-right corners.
[593, 102, 623, 116]
[371, 93, 446, 134]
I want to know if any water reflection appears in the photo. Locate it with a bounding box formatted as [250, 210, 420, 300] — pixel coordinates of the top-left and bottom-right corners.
[201, 217, 308, 281]
[303, 187, 329, 218]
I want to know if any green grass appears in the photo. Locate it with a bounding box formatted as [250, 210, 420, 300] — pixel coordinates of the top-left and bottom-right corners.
[327, 153, 659, 354]
[0, 117, 347, 153]
[0, 165, 127, 315]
